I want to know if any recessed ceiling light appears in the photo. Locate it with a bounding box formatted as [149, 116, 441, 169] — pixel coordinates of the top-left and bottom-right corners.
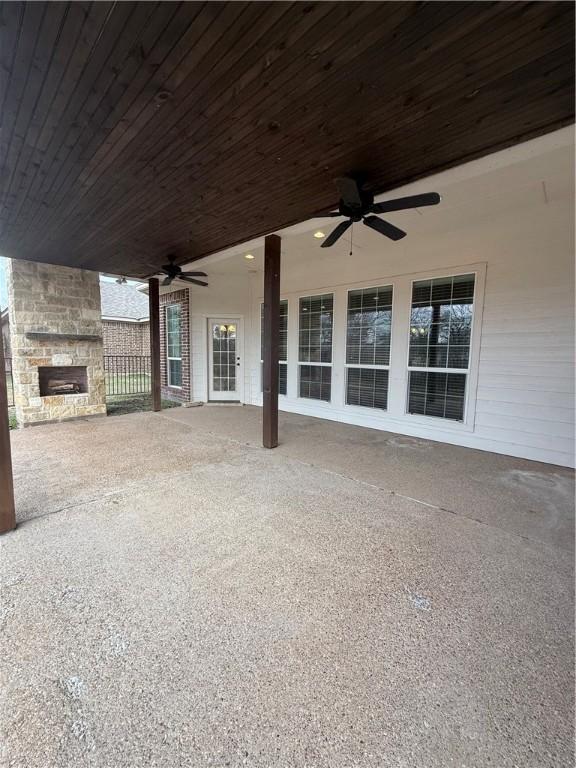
[313, 231, 325, 239]
[244, 253, 254, 260]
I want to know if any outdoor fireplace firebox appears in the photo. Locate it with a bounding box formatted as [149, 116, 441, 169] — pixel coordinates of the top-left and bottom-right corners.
[38, 366, 88, 397]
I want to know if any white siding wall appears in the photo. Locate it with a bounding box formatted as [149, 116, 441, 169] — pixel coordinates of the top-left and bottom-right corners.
[188, 273, 253, 403]
[186, 137, 574, 467]
[473, 201, 574, 466]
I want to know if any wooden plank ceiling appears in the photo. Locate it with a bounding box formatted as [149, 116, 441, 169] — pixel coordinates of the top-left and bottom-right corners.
[0, 1, 574, 277]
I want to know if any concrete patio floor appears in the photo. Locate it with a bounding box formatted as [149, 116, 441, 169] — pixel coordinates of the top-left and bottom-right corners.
[1, 406, 574, 767]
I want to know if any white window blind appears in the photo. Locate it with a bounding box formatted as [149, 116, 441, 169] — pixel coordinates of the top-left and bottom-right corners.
[407, 274, 475, 421]
[345, 285, 392, 410]
[260, 300, 288, 395]
[298, 294, 333, 401]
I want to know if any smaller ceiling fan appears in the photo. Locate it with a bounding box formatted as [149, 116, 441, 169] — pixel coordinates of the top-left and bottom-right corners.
[319, 177, 441, 247]
[159, 254, 208, 287]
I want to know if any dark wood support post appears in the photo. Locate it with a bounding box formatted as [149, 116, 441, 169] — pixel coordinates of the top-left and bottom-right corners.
[262, 234, 281, 448]
[149, 277, 161, 412]
[0, 327, 16, 533]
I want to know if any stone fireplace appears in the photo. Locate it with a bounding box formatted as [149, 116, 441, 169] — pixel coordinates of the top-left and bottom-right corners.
[7, 260, 107, 426]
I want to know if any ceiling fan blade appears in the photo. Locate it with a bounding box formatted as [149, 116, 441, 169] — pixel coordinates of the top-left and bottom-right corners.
[162, 276, 173, 286]
[363, 215, 406, 241]
[317, 212, 343, 217]
[180, 271, 207, 277]
[321, 219, 352, 248]
[180, 276, 208, 287]
[146, 263, 170, 277]
[371, 192, 441, 214]
[336, 177, 362, 208]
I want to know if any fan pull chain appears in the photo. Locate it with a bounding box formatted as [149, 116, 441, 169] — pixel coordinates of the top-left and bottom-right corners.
[349, 222, 354, 256]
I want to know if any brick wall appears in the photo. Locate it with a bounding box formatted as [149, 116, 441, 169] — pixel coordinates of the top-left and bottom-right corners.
[102, 319, 150, 356]
[160, 289, 190, 402]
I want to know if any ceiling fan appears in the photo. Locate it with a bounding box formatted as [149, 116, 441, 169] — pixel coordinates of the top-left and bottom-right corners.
[319, 177, 441, 247]
[159, 254, 208, 287]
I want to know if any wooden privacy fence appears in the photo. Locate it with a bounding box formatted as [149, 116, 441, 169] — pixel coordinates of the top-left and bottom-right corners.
[104, 355, 151, 397]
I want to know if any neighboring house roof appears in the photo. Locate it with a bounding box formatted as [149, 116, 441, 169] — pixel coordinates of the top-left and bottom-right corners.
[100, 281, 149, 321]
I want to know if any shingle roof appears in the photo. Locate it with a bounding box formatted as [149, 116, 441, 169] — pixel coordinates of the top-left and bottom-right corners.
[100, 281, 149, 321]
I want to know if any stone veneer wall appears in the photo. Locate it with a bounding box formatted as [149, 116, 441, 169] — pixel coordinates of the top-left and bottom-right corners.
[7, 260, 107, 426]
[159, 288, 190, 402]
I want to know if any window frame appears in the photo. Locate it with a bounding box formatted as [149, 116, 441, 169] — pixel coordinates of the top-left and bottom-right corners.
[404, 268, 481, 426]
[166, 303, 183, 389]
[260, 299, 289, 397]
[344, 283, 394, 412]
[297, 291, 334, 403]
[252, 262, 485, 432]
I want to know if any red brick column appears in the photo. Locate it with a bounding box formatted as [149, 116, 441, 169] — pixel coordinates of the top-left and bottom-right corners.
[159, 289, 191, 402]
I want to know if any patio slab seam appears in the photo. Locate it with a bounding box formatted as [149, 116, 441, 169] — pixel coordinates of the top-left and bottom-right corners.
[156, 410, 569, 554]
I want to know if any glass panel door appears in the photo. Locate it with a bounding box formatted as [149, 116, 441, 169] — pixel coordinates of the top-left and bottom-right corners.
[208, 319, 240, 401]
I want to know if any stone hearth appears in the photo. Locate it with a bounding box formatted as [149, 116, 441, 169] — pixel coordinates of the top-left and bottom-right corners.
[7, 260, 107, 426]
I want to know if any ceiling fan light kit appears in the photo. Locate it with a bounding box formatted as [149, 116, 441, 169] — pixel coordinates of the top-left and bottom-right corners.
[319, 177, 441, 248]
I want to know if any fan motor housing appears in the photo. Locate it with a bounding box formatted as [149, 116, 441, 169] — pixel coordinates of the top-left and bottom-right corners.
[339, 189, 374, 221]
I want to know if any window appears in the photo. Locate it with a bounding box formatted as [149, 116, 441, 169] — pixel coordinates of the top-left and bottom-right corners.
[166, 304, 182, 387]
[260, 300, 288, 395]
[345, 285, 392, 410]
[298, 294, 333, 401]
[407, 273, 475, 421]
